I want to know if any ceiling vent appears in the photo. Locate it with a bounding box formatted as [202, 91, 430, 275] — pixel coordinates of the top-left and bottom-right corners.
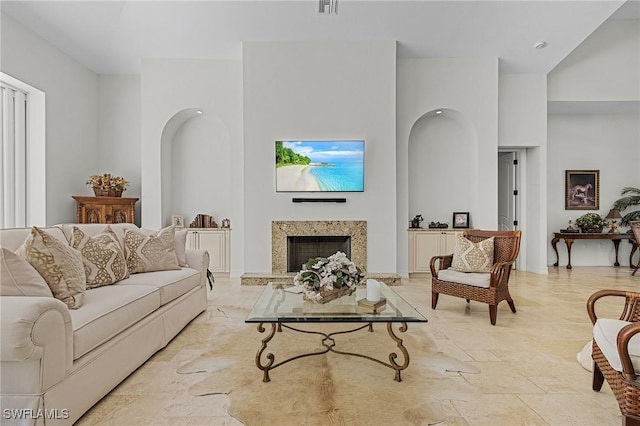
[318, 0, 338, 15]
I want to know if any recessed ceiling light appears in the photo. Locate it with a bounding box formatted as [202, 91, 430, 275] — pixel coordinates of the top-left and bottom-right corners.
[534, 41, 547, 50]
[435, 110, 443, 115]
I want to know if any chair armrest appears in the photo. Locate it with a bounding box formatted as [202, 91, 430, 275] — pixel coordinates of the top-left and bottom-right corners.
[1, 296, 72, 391]
[489, 261, 514, 288]
[586, 289, 640, 325]
[185, 249, 210, 288]
[617, 322, 640, 380]
[430, 255, 453, 277]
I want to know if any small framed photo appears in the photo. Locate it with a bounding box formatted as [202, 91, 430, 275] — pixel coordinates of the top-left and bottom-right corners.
[171, 214, 184, 228]
[565, 170, 599, 210]
[452, 212, 470, 229]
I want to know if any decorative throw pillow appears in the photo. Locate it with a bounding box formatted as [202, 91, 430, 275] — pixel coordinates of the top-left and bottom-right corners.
[124, 225, 180, 274]
[0, 247, 53, 297]
[70, 225, 129, 289]
[175, 229, 188, 267]
[451, 234, 494, 273]
[17, 227, 86, 309]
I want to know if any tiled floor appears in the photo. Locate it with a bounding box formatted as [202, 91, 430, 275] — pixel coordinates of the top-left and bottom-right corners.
[77, 267, 638, 425]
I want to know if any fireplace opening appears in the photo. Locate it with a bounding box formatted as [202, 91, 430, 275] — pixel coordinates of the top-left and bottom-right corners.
[287, 236, 351, 272]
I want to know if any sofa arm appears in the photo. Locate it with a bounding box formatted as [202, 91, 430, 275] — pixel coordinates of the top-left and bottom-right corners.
[1, 296, 72, 392]
[185, 249, 210, 288]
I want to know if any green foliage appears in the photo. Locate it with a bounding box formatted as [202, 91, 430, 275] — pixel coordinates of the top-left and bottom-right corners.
[612, 187, 640, 226]
[575, 213, 608, 230]
[275, 141, 311, 167]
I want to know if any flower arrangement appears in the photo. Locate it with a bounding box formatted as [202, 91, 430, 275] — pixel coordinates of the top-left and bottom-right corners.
[575, 213, 607, 232]
[294, 251, 363, 303]
[86, 173, 129, 193]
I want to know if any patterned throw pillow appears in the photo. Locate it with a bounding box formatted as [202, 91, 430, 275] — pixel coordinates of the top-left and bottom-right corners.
[18, 227, 86, 309]
[124, 225, 180, 274]
[0, 247, 53, 297]
[451, 234, 495, 273]
[70, 225, 129, 289]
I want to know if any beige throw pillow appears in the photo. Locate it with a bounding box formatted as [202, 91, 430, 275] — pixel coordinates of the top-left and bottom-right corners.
[451, 234, 494, 273]
[124, 225, 180, 273]
[18, 227, 86, 309]
[70, 225, 129, 288]
[0, 247, 53, 297]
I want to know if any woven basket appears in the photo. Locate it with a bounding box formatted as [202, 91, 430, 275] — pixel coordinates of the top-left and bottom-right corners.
[303, 286, 355, 304]
[93, 187, 123, 197]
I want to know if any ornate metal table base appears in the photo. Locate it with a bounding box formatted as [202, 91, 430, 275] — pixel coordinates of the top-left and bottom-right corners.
[255, 322, 409, 382]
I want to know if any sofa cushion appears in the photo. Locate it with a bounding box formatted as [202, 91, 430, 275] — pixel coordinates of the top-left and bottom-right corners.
[124, 226, 180, 273]
[174, 229, 188, 267]
[69, 284, 161, 360]
[437, 269, 491, 288]
[17, 227, 86, 309]
[70, 226, 129, 289]
[116, 268, 200, 305]
[593, 318, 640, 374]
[0, 248, 53, 297]
[451, 234, 494, 273]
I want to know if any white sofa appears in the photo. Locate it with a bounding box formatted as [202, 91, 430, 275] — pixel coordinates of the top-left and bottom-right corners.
[0, 223, 209, 425]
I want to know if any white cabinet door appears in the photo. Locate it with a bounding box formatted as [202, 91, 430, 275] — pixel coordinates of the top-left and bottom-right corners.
[409, 230, 460, 276]
[186, 229, 230, 273]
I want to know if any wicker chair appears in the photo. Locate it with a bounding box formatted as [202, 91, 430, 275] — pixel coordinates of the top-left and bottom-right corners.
[631, 221, 640, 276]
[587, 290, 640, 425]
[429, 229, 521, 325]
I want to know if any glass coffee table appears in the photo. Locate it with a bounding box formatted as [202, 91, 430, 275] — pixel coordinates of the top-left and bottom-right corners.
[245, 282, 427, 382]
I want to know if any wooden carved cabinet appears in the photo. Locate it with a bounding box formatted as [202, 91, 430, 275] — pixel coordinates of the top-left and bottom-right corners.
[72, 196, 138, 224]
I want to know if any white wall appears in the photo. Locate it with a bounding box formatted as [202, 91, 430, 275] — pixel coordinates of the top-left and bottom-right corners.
[548, 19, 640, 102]
[243, 41, 397, 274]
[547, 114, 639, 266]
[98, 75, 141, 224]
[140, 59, 243, 274]
[396, 58, 499, 275]
[1, 13, 98, 225]
[498, 73, 548, 273]
[547, 18, 640, 267]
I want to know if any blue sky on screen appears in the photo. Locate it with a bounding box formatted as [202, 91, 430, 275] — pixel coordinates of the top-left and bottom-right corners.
[282, 140, 364, 162]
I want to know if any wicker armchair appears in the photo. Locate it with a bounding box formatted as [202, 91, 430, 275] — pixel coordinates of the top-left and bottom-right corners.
[587, 290, 640, 425]
[429, 229, 521, 325]
[631, 221, 640, 276]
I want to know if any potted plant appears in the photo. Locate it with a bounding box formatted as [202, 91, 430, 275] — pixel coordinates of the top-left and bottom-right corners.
[612, 187, 640, 226]
[86, 173, 129, 197]
[575, 213, 608, 233]
[294, 251, 363, 303]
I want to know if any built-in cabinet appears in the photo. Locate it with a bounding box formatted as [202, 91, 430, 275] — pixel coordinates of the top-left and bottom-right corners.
[186, 228, 230, 274]
[408, 229, 459, 277]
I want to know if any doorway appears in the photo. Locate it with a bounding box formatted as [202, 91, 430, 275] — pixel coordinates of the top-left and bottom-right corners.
[498, 150, 524, 270]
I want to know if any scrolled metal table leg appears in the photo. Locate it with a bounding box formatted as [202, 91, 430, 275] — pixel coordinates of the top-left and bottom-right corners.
[386, 322, 409, 382]
[256, 323, 277, 382]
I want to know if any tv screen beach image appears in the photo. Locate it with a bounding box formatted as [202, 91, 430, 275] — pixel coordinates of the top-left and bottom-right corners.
[275, 140, 365, 192]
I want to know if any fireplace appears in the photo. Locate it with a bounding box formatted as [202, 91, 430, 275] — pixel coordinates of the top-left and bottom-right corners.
[287, 235, 351, 272]
[272, 221, 366, 273]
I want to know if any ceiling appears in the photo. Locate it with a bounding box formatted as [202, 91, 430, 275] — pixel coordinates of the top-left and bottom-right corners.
[2, 0, 638, 75]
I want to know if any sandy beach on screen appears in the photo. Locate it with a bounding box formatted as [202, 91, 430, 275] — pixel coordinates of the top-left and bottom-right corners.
[277, 165, 321, 191]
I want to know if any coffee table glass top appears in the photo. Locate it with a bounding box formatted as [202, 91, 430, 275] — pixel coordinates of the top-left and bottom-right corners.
[246, 282, 427, 323]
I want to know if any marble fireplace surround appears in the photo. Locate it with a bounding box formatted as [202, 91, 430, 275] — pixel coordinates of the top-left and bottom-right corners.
[272, 220, 367, 274]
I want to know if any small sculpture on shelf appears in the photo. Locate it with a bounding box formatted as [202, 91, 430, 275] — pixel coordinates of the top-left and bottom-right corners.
[428, 221, 449, 229]
[410, 215, 424, 229]
[221, 218, 231, 228]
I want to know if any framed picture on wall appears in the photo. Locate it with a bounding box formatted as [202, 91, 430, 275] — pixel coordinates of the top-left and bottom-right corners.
[452, 212, 470, 229]
[565, 170, 600, 210]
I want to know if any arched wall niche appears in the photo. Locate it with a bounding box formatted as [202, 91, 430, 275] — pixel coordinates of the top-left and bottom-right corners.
[171, 113, 231, 227]
[159, 108, 203, 226]
[408, 108, 478, 226]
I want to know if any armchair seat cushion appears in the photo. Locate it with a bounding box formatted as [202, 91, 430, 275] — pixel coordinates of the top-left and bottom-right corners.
[437, 269, 490, 288]
[593, 318, 640, 374]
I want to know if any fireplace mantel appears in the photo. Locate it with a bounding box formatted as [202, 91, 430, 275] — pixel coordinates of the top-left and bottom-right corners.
[272, 220, 367, 273]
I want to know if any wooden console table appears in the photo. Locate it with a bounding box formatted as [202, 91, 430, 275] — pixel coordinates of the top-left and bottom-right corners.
[551, 232, 637, 269]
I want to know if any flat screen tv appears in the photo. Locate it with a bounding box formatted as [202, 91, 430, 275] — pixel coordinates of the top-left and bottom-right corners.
[275, 140, 365, 192]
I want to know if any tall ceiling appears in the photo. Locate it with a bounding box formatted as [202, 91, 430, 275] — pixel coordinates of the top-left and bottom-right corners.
[1, 0, 638, 75]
